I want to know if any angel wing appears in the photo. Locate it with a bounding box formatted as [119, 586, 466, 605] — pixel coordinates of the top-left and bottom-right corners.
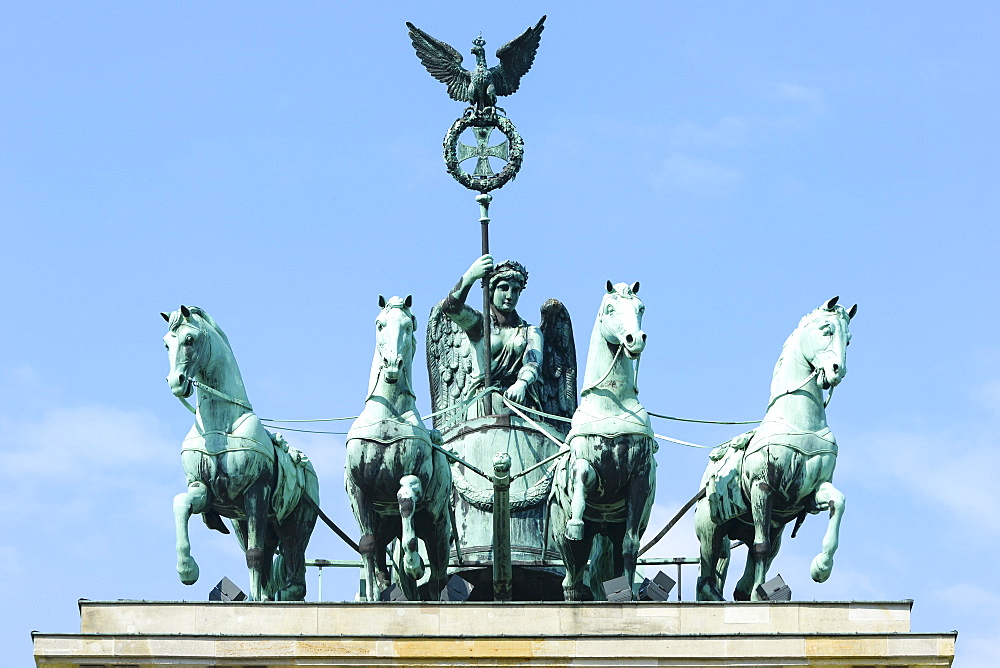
[426, 301, 479, 432]
[490, 16, 546, 97]
[538, 298, 577, 435]
[406, 22, 472, 103]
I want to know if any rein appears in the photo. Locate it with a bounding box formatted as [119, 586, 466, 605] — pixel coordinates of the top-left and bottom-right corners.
[176, 378, 254, 415]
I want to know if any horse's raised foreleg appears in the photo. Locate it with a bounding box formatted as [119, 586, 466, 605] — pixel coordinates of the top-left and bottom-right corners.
[173, 481, 209, 586]
[810, 481, 846, 583]
[397, 475, 425, 582]
[566, 458, 596, 541]
[749, 480, 774, 601]
[243, 481, 272, 601]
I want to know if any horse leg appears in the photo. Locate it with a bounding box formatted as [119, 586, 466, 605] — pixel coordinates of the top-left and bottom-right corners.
[346, 476, 381, 601]
[397, 475, 426, 582]
[734, 525, 782, 600]
[566, 458, 595, 541]
[695, 504, 726, 601]
[244, 482, 272, 601]
[622, 472, 655, 599]
[749, 481, 773, 601]
[810, 481, 846, 583]
[416, 509, 450, 600]
[272, 501, 317, 601]
[549, 496, 586, 601]
[173, 481, 209, 586]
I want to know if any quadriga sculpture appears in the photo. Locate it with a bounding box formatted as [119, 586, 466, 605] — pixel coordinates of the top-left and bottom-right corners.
[548, 281, 656, 601]
[345, 296, 453, 601]
[695, 297, 857, 601]
[162, 305, 319, 601]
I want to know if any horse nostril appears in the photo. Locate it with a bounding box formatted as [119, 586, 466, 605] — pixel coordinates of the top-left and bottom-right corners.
[397, 358, 403, 368]
[641, 333, 647, 343]
[626, 334, 634, 345]
[832, 364, 840, 373]
[178, 373, 186, 384]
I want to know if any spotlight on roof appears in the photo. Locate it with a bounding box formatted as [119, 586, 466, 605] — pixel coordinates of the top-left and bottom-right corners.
[603, 575, 634, 602]
[209, 577, 246, 602]
[379, 583, 408, 602]
[440, 574, 474, 602]
[637, 571, 676, 601]
[756, 574, 792, 601]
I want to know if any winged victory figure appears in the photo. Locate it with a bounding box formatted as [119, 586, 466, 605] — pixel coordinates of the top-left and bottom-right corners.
[426, 254, 577, 434]
[406, 17, 546, 114]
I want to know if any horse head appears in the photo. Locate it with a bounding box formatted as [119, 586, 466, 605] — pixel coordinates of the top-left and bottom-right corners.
[372, 295, 417, 393]
[797, 297, 857, 390]
[162, 305, 212, 399]
[599, 281, 647, 358]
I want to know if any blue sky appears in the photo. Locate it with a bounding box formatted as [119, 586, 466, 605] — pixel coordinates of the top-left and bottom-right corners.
[3, 2, 997, 665]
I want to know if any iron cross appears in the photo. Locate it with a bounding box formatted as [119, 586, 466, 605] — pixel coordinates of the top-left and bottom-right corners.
[456, 126, 509, 177]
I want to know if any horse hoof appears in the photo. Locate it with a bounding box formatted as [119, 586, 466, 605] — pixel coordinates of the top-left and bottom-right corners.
[273, 584, 306, 601]
[405, 555, 425, 581]
[810, 554, 833, 582]
[177, 557, 200, 585]
[565, 520, 584, 541]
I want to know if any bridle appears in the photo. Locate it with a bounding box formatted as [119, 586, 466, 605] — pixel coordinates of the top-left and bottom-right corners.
[170, 322, 254, 416]
[766, 314, 847, 411]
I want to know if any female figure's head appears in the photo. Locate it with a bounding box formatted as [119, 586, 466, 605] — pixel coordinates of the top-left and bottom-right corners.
[489, 260, 528, 313]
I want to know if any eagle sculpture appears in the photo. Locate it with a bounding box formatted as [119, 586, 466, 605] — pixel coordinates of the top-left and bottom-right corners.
[406, 17, 546, 113]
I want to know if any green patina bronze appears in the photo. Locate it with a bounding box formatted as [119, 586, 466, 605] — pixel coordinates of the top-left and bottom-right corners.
[161, 306, 319, 601]
[345, 296, 453, 601]
[695, 297, 857, 601]
[548, 282, 657, 601]
[425, 256, 577, 598]
[406, 18, 543, 193]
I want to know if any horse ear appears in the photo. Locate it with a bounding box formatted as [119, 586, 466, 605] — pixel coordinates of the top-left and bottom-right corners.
[847, 304, 858, 320]
[160, 312, 170, 322]
[823, 296, 839, 310]
[180, 305, 191, 319]
[378, 295, 386, 308]
[404, 294, 413, 308]
[606, 280, 614, 293]
[631, 281, 640, 295]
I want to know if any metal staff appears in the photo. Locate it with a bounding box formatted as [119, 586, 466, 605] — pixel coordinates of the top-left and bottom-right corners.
[477, 193, 493, 412]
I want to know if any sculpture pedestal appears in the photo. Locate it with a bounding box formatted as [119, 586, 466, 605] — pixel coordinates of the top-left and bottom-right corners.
[33, 599, 955, 667]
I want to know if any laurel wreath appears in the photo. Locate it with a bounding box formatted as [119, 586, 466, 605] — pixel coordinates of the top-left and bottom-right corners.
[443, 113, 524, 193]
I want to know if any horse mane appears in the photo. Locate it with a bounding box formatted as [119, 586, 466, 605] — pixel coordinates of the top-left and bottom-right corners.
[168, 306, 233, 350]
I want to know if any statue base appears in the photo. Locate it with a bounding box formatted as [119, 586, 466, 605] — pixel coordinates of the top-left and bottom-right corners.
[33, 599, 955, 666]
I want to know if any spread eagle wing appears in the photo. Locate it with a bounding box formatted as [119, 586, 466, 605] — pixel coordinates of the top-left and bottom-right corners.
[538, 298, 577, 435]
[406, 22, 472, 103]
[426, 301, 479, 432]
[490, 15, 546, 98]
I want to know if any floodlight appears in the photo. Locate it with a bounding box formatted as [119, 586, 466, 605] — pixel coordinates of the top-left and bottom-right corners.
[756, 574, 791, 601]
[603, 575, 633, 602]
[440, 574, 474, 602]
[379, 583, 408, 602]
[209, 577, 246, 602]
[638, 571, 676, 601]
